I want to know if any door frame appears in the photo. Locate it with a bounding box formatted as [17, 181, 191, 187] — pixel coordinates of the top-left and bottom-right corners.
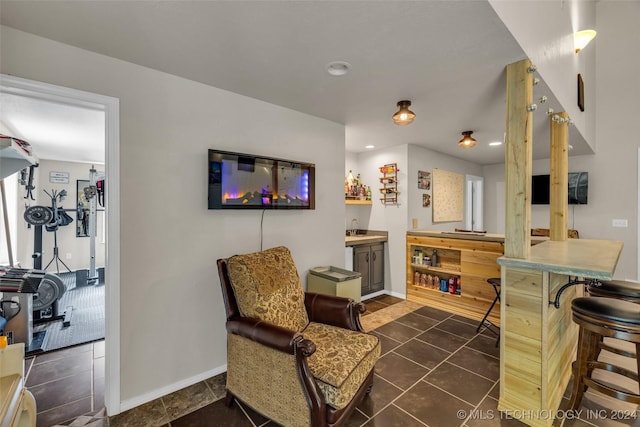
[0, 74, 121, 414]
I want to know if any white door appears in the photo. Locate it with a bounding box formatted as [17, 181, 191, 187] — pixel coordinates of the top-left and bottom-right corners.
[465, 175, 484, 231]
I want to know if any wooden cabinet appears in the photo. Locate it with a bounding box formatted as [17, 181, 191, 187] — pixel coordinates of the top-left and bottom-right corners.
[406, 233, 503, 323]
[354, 243, 384, 295]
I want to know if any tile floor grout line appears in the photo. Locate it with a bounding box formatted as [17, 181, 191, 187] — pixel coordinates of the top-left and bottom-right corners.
[399, 329, 498, 409]
[38, 395, 97, 425]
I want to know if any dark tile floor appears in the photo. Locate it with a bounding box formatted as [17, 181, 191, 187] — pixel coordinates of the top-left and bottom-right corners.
[24, 340, 105, 427]
[26, 295, 640, 427]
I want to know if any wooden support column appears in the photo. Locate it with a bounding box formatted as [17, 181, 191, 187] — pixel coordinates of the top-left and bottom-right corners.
[549, 112, 569, 241]
[504, 59, 533, 259]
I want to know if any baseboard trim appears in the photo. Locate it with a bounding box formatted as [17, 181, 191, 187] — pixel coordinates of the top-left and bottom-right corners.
[118, 364, 227, 414]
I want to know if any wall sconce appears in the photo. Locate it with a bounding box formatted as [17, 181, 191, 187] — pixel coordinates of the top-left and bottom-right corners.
[458, 131, 476, 148]
[574, 29, 596, 53]
[392, 100, 415, 125]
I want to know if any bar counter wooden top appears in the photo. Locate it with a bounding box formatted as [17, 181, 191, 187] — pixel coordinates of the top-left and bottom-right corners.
[497, 238, 623, 280]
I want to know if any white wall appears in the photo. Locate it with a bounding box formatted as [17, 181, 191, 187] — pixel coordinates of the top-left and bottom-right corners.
[483, 2, 640, 280]
[407, 144, 483, 232]
[346, 144, 484, 297]
[13, 160, 106, 272]
[489, 0, 597, 150]
[484, 1, 640, 279]
[1, 25, 346, 408]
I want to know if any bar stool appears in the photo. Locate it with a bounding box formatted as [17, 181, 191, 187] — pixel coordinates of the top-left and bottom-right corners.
[476, 278, 501, 345]
[588, 279, 640, 302]
[587, 279, 640, 359]
[568, 297, 640, 410]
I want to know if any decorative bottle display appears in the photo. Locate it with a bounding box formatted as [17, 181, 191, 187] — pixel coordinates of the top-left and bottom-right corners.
[379, 163, 399, 204]
[345, 170, 370, 201]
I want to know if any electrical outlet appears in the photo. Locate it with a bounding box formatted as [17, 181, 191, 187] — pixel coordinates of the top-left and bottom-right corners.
[612, 219, 628, 228]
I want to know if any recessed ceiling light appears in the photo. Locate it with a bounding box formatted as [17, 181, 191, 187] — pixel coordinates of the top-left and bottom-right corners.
[326, 61, 351, 76]
[489, 141, 503, 146]
[365, 145, 375, 149]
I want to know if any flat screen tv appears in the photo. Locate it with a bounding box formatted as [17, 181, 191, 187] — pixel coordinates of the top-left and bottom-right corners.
[531, 172, 588, 205]
[208, 149, 315, 210]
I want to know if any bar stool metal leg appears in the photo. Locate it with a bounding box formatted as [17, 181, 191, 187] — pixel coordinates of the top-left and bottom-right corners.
[477, 278, 501, 346]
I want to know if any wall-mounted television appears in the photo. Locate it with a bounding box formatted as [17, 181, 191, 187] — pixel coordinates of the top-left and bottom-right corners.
[531, 172, 588, 205]
[208, 149, 315, 210]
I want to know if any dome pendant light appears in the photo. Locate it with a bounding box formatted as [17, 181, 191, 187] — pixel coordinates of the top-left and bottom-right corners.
[458, 131, 477, 148]
[392, 100, 415, 125]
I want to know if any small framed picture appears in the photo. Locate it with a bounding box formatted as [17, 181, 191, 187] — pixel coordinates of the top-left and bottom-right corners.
[423, 193, 431, 207]
[418, 170, 431, 190]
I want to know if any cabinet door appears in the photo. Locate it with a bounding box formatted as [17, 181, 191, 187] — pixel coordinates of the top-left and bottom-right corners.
[370, 243, 385, 292]
[353, 246, 370, 294]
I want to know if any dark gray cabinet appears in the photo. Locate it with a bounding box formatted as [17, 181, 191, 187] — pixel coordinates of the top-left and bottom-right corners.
[354, 243, 384, 295]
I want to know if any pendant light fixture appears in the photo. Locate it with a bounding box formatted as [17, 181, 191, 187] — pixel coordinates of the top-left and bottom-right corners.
[392, 100, 415, 126]
[458, 131, 476, 148]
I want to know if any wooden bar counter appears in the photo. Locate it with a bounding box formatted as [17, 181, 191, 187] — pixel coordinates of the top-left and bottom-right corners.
[406, 230, 545, 324]
[497, 239, 623, 427]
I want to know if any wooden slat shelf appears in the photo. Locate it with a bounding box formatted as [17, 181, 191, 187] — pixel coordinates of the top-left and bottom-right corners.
[345, 199, 372, 205]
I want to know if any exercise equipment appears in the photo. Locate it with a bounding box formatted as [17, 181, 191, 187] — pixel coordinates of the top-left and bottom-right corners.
[23, 202, 70, 326]
[78, 167, 105, 285]
[0, 267, 49, 353]
[41, 189, 73, 274]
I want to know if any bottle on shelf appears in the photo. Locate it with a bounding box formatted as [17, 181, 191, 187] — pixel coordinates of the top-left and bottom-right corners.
[431, 250, 438, 267]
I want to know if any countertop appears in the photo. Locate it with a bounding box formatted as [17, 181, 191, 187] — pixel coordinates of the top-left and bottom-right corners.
[407, 229, 547, 244]
[345, 230, 388, 247]
[497, 238, 623, 279]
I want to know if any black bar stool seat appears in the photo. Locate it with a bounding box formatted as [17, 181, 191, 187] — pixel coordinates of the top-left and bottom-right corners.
[588, 279, 640, 301]
[568, 297, 640, 411]
[476, 278, 501, 345]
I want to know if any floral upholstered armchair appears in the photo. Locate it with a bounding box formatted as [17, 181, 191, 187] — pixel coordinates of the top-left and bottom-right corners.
[217, 246, 380, 427]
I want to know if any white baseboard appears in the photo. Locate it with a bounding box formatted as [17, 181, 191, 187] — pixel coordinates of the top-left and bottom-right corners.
[118, 364, 227, 414]
[361, 289, 406, 301]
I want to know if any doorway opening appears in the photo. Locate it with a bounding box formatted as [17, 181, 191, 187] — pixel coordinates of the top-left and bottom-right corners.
[465, 175, 484, 232]
[0, 74, 121, 414]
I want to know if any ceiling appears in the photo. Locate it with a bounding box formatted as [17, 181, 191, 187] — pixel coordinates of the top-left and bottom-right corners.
[0, 0, 591, 166]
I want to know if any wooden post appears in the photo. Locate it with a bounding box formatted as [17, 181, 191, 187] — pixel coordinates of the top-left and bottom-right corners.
[549, 112, 569, 241]
[504, 59, 533, 259]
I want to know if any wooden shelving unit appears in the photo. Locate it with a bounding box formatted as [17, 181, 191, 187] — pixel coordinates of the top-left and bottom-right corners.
[406, 233, 502, 323]
[379, 163, 398, 205]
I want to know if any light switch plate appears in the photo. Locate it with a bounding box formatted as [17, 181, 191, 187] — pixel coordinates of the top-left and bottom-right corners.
[612, 219, 628, 228]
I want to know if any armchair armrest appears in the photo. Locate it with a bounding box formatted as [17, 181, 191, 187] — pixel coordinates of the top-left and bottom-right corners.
[227, 317, 316, 356]
[304, 292, 365, 332]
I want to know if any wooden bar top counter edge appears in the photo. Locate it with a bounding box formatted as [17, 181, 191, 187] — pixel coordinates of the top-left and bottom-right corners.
[497, 238, 623, 280]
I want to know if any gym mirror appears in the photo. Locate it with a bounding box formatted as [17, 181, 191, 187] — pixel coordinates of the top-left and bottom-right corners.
[76, 179, 90, 237]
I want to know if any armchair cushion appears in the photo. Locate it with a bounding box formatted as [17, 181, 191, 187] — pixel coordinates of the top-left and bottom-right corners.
[302, 322, 380, 409]
[226, 246, 309, 332]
